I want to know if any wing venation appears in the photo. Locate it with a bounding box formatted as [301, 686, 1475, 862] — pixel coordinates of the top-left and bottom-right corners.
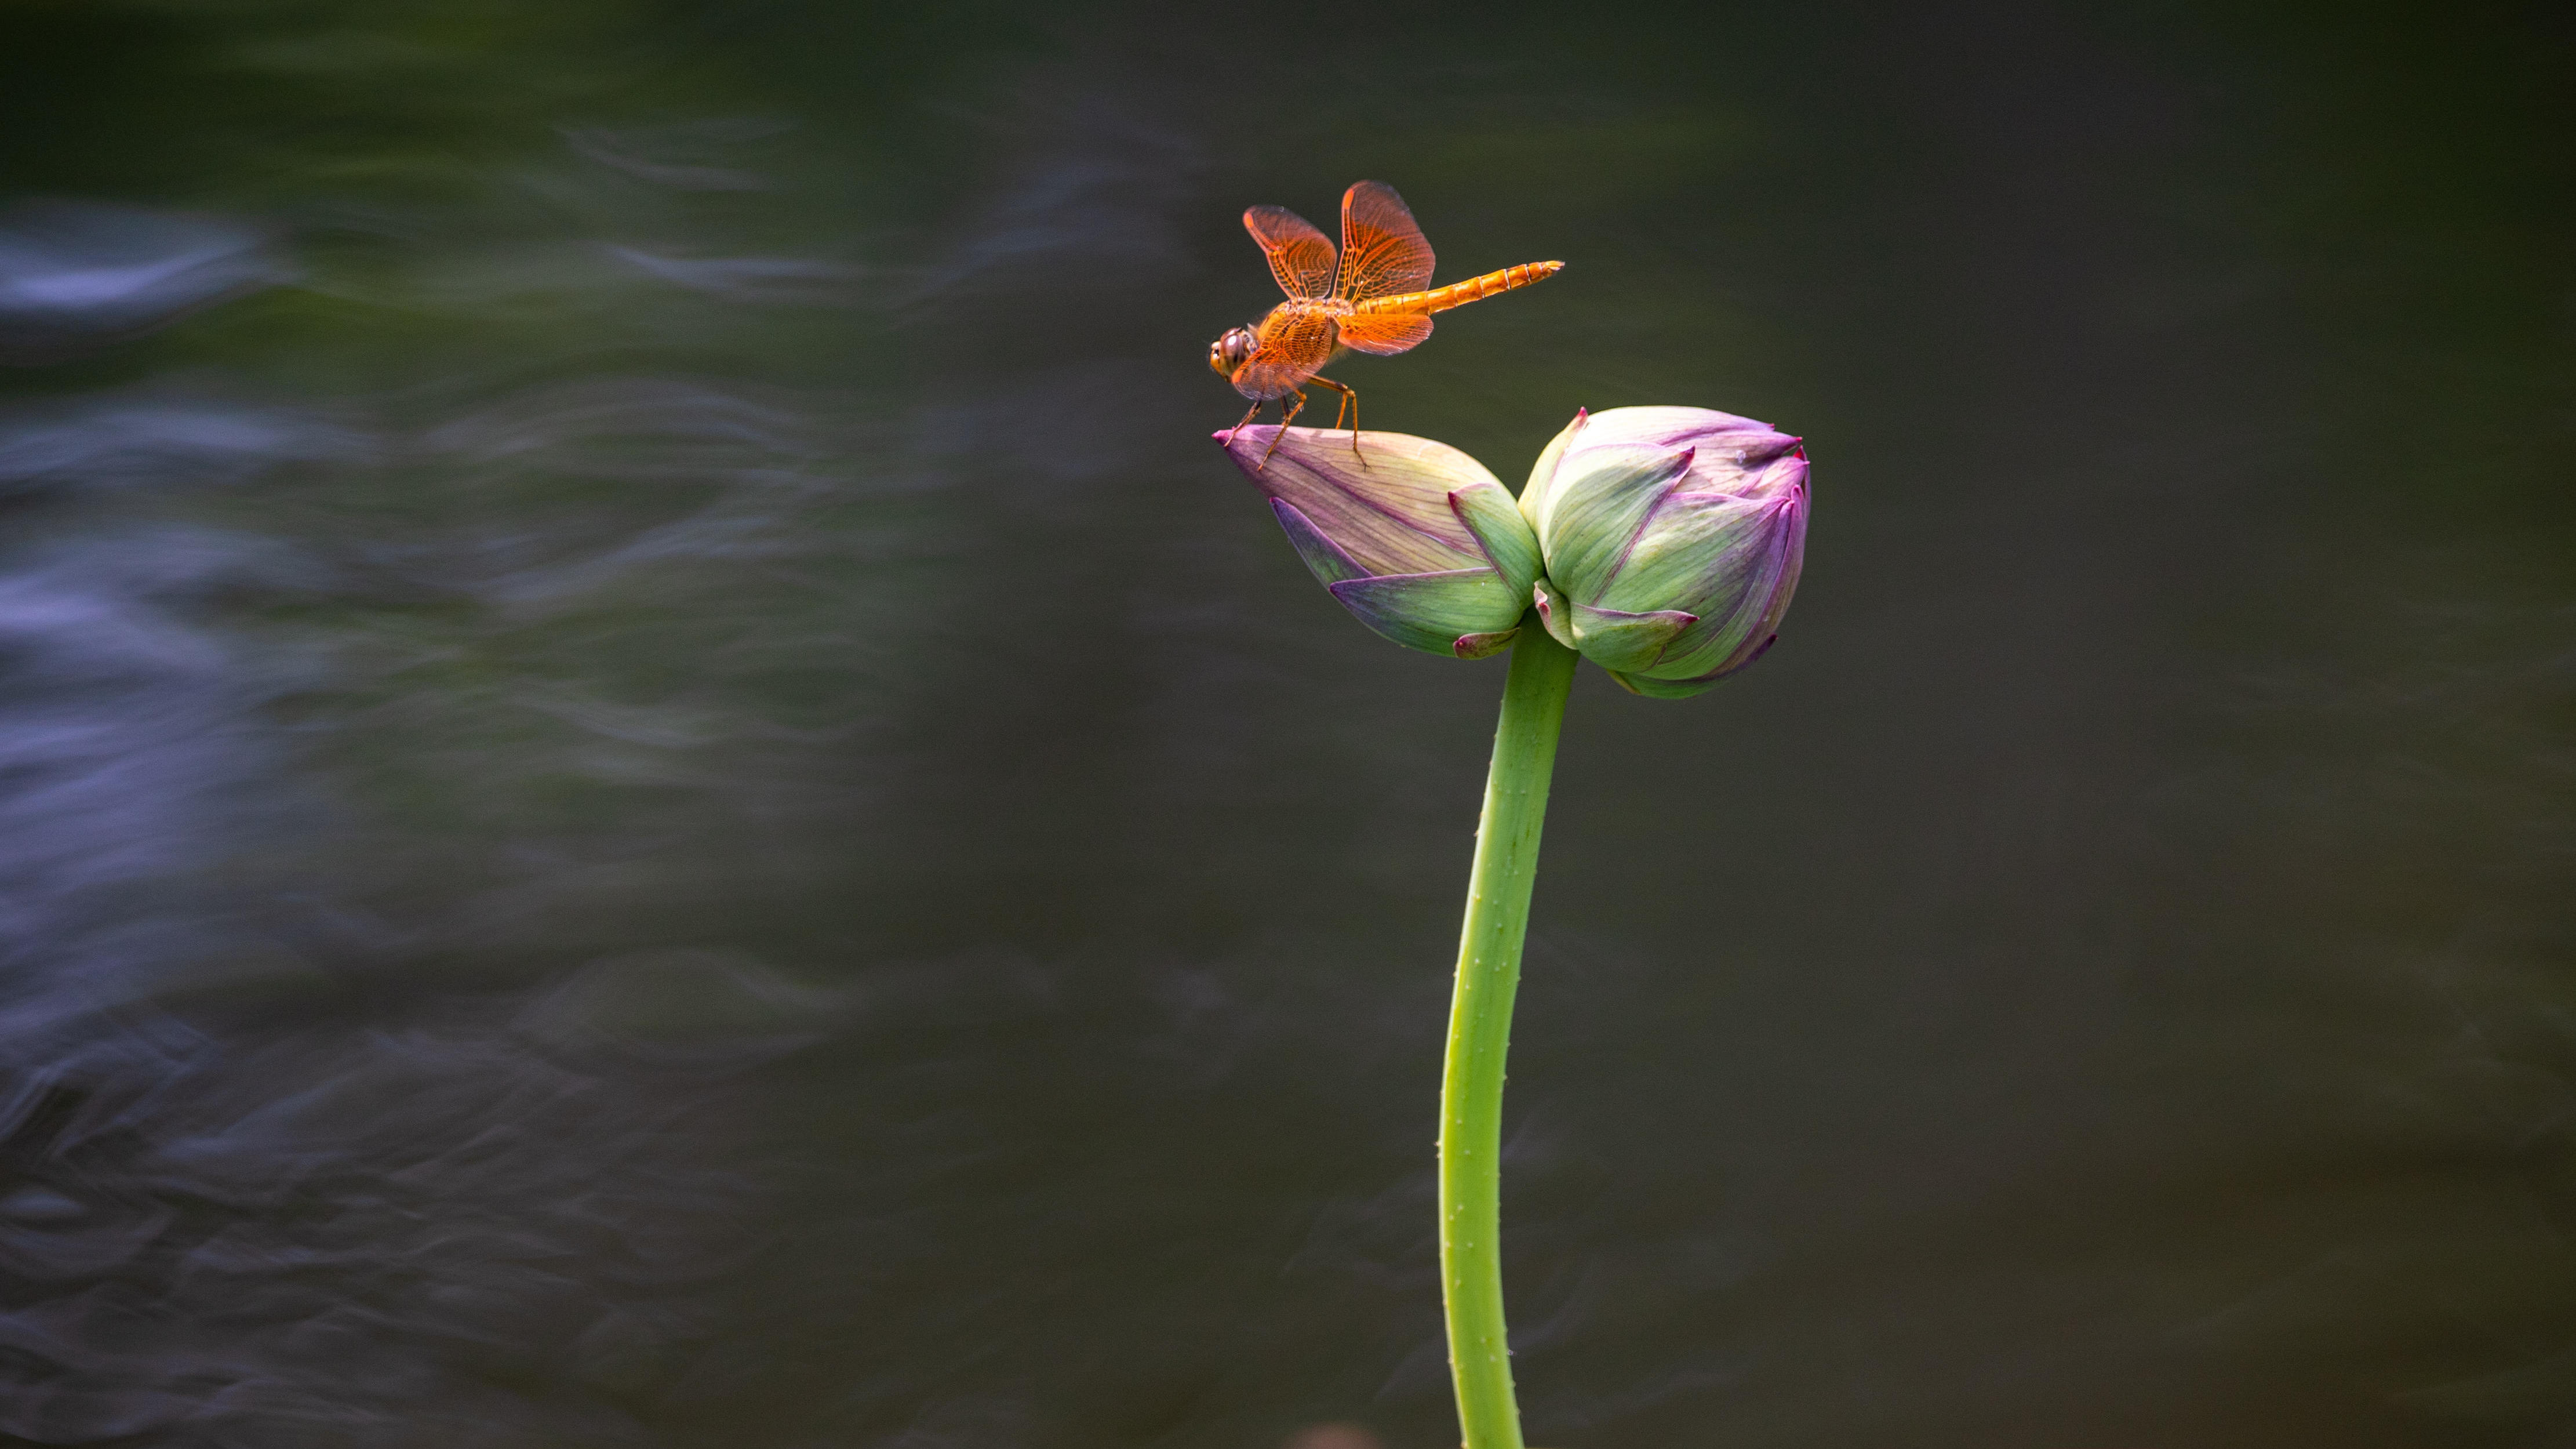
[1244, 206, 1337, 299]
[1334, 181, 1436, 302]
[1337, 313, 1433, 355]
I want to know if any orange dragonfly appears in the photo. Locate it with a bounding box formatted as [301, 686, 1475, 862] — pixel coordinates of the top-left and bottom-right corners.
[1209, 180, 1563, 466]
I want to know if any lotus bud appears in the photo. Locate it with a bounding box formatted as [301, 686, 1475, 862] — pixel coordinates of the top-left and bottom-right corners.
[1518, 406, 1808, 698]
[1217, 425, 1544, 660]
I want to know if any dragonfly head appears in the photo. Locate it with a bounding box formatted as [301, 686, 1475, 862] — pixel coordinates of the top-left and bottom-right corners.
[1209, 326, 1257, 378]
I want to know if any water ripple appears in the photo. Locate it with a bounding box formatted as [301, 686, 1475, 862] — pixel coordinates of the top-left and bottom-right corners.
[0, 202, 291, 361]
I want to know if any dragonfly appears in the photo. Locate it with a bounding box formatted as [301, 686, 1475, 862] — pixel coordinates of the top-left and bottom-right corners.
[1209, 180, 1563, 466]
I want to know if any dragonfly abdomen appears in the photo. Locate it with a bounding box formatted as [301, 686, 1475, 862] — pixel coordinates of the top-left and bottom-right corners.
[1357, 260, 1563, 317]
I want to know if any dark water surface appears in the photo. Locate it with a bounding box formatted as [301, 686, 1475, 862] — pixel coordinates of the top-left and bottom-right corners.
[3, 3, 2571, 1445]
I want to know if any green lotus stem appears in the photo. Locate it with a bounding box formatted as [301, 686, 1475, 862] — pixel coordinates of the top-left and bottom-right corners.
[1440, 619, 1577, 1449]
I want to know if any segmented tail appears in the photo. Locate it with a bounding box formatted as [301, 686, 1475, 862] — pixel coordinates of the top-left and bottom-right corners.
[1355, 260, 1564, 316]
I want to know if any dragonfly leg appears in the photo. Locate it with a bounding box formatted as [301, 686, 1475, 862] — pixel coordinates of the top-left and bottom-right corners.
[1227, 398, 1262, 444]
[1258, 388, 1307, 470]
[1307, 376, 1363, 468]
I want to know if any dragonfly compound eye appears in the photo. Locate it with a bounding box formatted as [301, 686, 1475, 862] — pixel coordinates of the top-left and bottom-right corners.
[1211, 327, 1259, 375]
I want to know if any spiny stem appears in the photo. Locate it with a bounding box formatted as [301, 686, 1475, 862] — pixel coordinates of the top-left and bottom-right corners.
[1440, 621, 1576, 1449]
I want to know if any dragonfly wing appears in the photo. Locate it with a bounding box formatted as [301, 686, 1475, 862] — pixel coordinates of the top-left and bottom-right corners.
[1335, 181, 1436, 302]
[1231, 308, 1336, 399]
[1338, 313, 1432, 355]
[1244, 205, 1337, 299]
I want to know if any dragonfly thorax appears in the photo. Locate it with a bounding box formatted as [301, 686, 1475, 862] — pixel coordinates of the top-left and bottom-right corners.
[1209, 326, 1259, 377]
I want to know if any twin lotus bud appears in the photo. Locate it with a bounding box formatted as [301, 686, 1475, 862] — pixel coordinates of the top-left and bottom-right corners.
[1217, 406, 1809, 698]
[1215, 430, 1543, 662]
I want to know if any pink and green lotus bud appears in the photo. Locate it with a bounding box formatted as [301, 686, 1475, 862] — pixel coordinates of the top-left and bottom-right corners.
[1217, 425, 1544, 660]
[1519, 406, 1807, 698]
